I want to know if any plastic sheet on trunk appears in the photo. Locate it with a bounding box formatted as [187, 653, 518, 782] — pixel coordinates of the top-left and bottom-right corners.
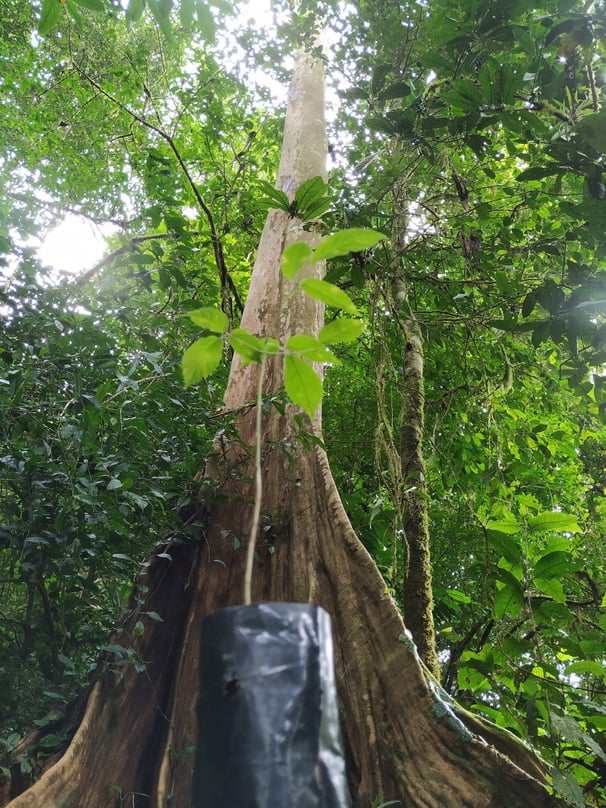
[193, 601, 351, 808]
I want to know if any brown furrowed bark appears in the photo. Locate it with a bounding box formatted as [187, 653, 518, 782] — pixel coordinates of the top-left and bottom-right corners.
[3, 48, 560, 808]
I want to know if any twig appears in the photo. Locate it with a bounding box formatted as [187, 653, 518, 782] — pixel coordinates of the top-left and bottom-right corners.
[243, 356, 266, 605]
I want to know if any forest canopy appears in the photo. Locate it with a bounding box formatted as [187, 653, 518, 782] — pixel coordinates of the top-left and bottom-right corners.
[1, 0, 606, 805]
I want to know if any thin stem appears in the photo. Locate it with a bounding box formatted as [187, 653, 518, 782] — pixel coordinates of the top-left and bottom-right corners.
[243, 355, 266, 605]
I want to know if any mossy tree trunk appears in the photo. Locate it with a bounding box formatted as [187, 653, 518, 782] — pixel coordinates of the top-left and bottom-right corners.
[391, 182, 439, 680]
[3, 49, 559, 808]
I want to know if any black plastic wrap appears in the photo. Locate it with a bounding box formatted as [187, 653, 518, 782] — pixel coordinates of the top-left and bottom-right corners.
[193, 602, 351, 808]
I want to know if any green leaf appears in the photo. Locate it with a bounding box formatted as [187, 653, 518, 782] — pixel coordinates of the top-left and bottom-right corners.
[101, 643, 129, 658]
[300, 279, 359, 315]
[446, 589, 471, 604]
[36, 733, 65, 749]
[379, 81, 411, 101]
[563, 660, 606, 678]
[313, 229, 386, 262]
[318, 318, 364, 344]
[65, 1, 84, 22]
[535, 280, 565, 316]
[457, 665, 489, 694]
[550, 713, 585, 745]
[497, 562, 523, 584]
[179, 0, 194, 26]
[39, 0, 63, 34]
[125, 0, 144, 21]
[486, 513, 521, 535]
[513, 25, 538, 56]
[294, 176, 331, 221]
[544, 18, 577, 47]
[295, 176, 328, 207]
[188, 307, 229, 334]
[194, 0, 216, 41]
[255, 180, 290, 213]
[551, 768, 586, 808]
[488, 533, 522, 565]
[281, 242, 312, 279]
[531, 320, 552, 347]
[494, 578, 524, 619]
[143, 610, 164, 622]
[441, 80, 482, 112]
[527, 512, 581, 533]
[146, 0, 173, 38]
[577, 109, 606, 154]
[284, 355, 323, 419]
[107, 478, 123, 491]
[263, 338, 280, 355]
[123, 491, 150, 510]
[495, 271, 512, 295]
[581, 732, 606, 762]
[72, 0, 106, 10]
[459, 647, 494, 673]
[371, 63, 392, 94]
[182, 336, 222, 386]
[365, 115, 396, 134]
[533, 551, 574, 579]
[521, 291, 536, 318]
[300, 197, 332, 220]
[516, 166, 562, 182]
[227, 328, 264, 364]
[286, 335, 339, 364]
[534, 577, 566, 604]
[544, 532, 572, 551]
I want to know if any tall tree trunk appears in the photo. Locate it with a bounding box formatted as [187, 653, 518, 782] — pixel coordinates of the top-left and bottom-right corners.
[391, 184, 439, 680]
[399, 307, 439, 679]
[2, 49, 559, 808]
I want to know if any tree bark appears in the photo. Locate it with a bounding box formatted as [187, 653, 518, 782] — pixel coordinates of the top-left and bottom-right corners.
[387, 179, 439, 680]
[399, 310, 440, 680]
[2, 48, 560, 808]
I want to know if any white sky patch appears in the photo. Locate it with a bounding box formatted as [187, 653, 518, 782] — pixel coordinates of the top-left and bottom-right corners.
[37, 215, 117, 276]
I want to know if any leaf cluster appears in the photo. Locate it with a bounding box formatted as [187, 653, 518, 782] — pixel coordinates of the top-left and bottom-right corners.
[182, 228, 383, 418]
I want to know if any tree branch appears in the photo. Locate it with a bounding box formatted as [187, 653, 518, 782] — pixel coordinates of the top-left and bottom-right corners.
[71, 63, 242, 316]
[73, 234, 174, 286]
[9, 192, 129, 230]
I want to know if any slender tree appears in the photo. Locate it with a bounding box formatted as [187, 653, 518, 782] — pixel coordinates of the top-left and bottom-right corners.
[392, 181, 439, 680]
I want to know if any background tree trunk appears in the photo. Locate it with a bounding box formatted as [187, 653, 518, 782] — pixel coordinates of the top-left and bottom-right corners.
[391, 182, 439, 680]
[399, 310, 440, 679]
[3, 48, 559, 808]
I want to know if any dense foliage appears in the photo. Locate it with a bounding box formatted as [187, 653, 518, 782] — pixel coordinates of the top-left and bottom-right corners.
[1, 0, 605, 803]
